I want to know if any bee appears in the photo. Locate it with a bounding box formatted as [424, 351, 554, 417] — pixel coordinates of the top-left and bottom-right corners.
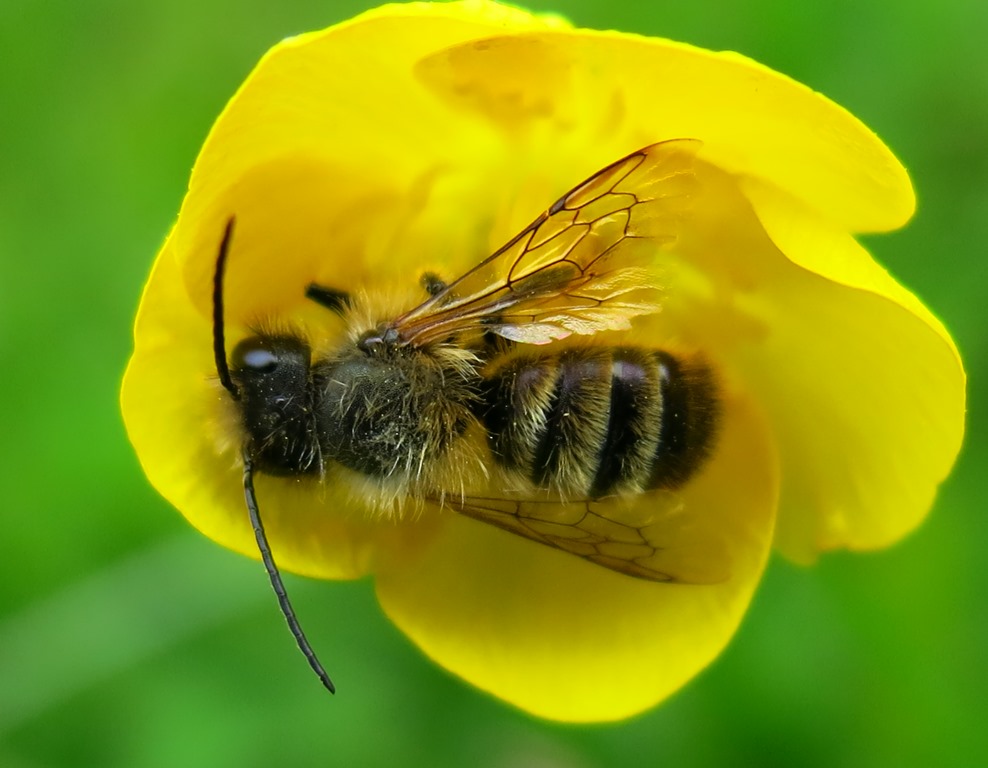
[211, 139, 720, 693]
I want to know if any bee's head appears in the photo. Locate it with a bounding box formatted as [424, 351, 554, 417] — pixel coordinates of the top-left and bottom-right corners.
[227, 334, 319, 475]
[210, 220, 320, 475]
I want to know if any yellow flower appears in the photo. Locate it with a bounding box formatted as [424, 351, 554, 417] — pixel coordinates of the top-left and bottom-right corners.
[120, 0, 965, 722]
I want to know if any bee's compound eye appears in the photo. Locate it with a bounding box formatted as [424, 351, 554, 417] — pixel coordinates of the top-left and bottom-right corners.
[232, 340, 281, 373]
[231, 335, 312, 385]
[243, 348, 279, 372]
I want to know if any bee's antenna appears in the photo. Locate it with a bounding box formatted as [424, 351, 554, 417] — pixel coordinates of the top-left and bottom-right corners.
[213, 218, 240, 400]
[242, 449, 336, 694]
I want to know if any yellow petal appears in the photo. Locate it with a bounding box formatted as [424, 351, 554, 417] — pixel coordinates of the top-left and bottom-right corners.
[169, 2, 569, 322]
[735, 180, 966, 561]
[167, 1, 913, 329]
[416, 21, 913, 232]
[374, 392, 777, 722]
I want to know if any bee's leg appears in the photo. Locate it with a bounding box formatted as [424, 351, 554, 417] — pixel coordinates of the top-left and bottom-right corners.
[420, 272, 447, 297]
[305, 283, 351, 315]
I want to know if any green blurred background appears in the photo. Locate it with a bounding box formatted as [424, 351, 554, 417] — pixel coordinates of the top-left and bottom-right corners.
[1, 0, 984, 765]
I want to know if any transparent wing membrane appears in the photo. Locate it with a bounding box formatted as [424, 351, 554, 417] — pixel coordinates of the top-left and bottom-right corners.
[392, 140, 702, 347]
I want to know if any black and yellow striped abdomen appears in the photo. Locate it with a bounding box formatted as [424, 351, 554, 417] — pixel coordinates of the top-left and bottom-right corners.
[481, 347, 718, 498]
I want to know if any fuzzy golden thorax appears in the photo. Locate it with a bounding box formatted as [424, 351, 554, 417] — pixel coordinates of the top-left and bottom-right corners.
[313, 335, 481, 492]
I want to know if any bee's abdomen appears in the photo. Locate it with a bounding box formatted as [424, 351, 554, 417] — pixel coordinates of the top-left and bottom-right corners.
[481, 347, 718, 497]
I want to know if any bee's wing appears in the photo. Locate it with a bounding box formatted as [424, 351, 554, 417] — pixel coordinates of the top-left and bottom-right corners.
[439, 492, 728, 584]
[393, 139, 702, 348]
